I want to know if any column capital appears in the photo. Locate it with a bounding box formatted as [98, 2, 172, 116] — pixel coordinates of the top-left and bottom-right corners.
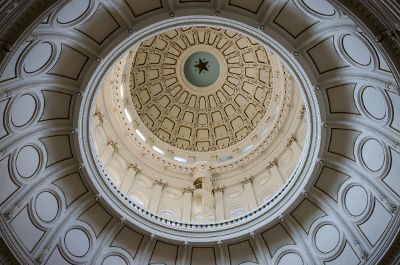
[183, 186, 194, 193]
[107, 140, 118, 151]
[128, 163, 139, 172]
[300, 106, 306, 119]
[212, 186, 224, 193]
[267, 160, 277, 169]
[241, 177, 253, 185]
[154, 179, 167, 187]
[287, 137, 296, 147]
[93, 112, 104, 123]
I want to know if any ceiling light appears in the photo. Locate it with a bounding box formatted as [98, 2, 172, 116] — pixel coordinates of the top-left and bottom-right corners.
[120, 84, 124, 98]
[219, 155, 233, 162]
[242, 144, 253, 154]
[173, 156, 187, 163]
[153, 146, 165, 155]
[261, 127, 269, 139]
[124, 108, 132, 122]
[135, 129, 145, 141]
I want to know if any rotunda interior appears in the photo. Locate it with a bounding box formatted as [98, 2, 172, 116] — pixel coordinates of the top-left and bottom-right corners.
[0, 0, 400, 264]
[92, 26, 308, 224]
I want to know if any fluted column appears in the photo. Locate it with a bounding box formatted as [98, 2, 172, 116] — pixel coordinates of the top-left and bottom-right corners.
[242, 178, 258, 209]
[101, 140, 118, 165]
[182, 187, 194, 222]
[148, 179, 166, 213]
[287, 136, 302, 156]
[119, 164, 139, 194]
[268, 161, 284, 184]
[213, 186, 225, 221]
[92, 112, 104, 129]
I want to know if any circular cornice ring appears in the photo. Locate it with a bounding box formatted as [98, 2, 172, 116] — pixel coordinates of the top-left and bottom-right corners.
[78, 15, 321, 243]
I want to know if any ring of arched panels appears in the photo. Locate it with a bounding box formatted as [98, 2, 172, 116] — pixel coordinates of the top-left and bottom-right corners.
[0, 0, 399, 264]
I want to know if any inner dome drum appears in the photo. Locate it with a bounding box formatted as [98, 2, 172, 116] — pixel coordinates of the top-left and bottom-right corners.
[88, 21, 316, 234]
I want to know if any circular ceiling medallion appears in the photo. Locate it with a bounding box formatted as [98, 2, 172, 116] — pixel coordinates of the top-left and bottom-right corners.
[183, 51, 220, 88]
[177, 44, 227, 96]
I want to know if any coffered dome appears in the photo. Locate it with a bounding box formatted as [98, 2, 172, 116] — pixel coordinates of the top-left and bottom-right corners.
[130, 27, 278, 152]
[1, 0, 400, 264]
[92, 24, 308, 224]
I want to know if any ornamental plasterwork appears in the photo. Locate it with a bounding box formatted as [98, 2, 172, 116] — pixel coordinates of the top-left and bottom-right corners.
[1, 0, 400, 263]
[91, 25, 309, 223]
[106, 52, 305, 175]
[130, 27, 276, 152]
[96, 50, 306, 181]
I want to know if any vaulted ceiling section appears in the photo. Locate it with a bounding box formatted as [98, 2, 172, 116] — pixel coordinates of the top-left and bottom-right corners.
[0, 0, 400, 265]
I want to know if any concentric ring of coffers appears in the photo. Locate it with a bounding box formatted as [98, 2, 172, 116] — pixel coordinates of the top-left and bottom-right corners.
[130, 27, 291, 153]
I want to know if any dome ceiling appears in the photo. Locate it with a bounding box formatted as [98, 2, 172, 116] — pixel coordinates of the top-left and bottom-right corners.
[130, 27, 276, 152]
[0, 0, 400, 264]
[92, 25, 308, 224]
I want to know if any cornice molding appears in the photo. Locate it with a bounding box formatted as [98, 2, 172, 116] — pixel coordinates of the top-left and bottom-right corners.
[0, 0, 399, 264]
[0, 238, 19, 265]
[0, 0, 59, 66]
[380, 234, 400, 265]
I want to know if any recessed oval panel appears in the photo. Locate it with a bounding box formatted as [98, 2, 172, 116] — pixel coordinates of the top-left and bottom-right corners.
[11, 94, 36, 127]
[65, 228, 90, 257]
[361, 139, 385, 171]
[24, 42, 53, 73]
[16, 145, 40, 178]
[35, 191, 59, 222]
[57, 0, 90, 24]
[362, 87, 386, 120]
[342, 35, 371, 66]
[302, 0, 336, 16]
[278, 253, 303, 265]
[315, 224, 340, 253]
[345, 185, 368, 216]
[102, 255, 127, 265]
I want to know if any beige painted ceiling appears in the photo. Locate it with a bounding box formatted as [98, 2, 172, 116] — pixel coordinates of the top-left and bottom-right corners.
[92, 25, 308, 223]
[130, 27, 276, 152]
[0, 0, 399, 264]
